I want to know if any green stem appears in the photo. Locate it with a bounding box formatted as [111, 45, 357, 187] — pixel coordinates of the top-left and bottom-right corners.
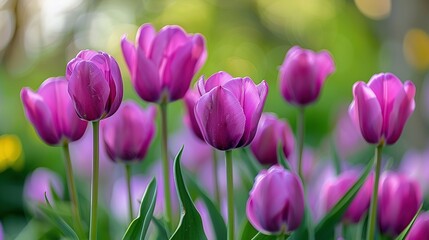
[297, 107, 305, 183]
[89, 121, 100, 240]
[366, 143, 384, 240]
[125, 164, 133, 223]
[225, 150, 234, 240]
[62, 142, 84, 237]
[160, 101, 173, 230]
[212, 149, 221, 208]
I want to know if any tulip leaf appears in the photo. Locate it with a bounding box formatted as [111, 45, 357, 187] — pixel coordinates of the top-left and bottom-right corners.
[152, 216, 169, 240]
[240, 148, 262, 177]
[252, 232, 289, 240]
[240, 220, 258, 240]
[394, 204, 423, 240]
[277, 143, 291, 171]
[122, 177, 157, 240]
[314, 158, 373, 239]
[170, 146, 207, 240]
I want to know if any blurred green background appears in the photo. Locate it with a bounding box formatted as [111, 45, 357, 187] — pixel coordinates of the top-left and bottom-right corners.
[1, 0, 429, 238]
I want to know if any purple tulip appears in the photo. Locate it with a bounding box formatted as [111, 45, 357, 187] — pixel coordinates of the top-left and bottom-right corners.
[334, 109, 366, 160]
[121, 23, 207, 103]
[349, 73, 415, 145]
[378, 171, 422, 236]
[279, 46, 335, 106]
[21, 77, 88, 145]
[194, 71, 268, 151]
[406, 212, 429, 240]
[323, 170, 373, 223]
[246, 165, 304, 234]
[66, 50, 123, 121]
[101, 101, 156, 162]
[250, 113, 294, 165]
[23, 168, 63, 208]
[399, 149, 429, 196]
[184, 88, 205, 141]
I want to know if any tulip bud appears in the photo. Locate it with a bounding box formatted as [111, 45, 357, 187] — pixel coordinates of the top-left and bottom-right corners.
[250, 113, 295, 165]
[406, 212, 429, 240]
[21, 77, 88, 145]
[101, 101, 156, 162]
[66, 50, 123, 121]
[194, 71, 268, 151]
[246, 165, 304, 234]
[279, 46, 335, 106]
[378, 171, 422, 236]
[121, 23, 207, 103]
[349, 73, 415, 145]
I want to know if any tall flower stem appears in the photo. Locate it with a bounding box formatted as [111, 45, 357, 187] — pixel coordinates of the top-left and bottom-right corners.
[125, 164, 133, 223]
[62, 142, 84, 237]
[366, 142, 384, 240]
[160, 101, 173, 230]
[297, 107, 305, 182]
[212, 149, 220, 208]
[89, 121, 100, 240]
[225, 150, 234, 240]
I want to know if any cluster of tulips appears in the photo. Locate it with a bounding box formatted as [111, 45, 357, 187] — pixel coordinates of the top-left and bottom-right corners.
[17, 22, 425, 240]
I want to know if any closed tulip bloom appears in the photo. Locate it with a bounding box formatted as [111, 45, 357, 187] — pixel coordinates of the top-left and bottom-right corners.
[279, 46, 335, 106]
[21, 77, 88, 145]
[378, 172, 422, 236]
[349, 73, 415, 145]
[250, 113, 295, 165]
[323, 171, 373, 223]
[66, 50, 123, 121]
[102, 101, 156, 162]
[194, 71, 268, 151]
[184, 89, 204, 141]
[246, 165, 304, 234]
[121, 23, 206, 103]
[406, 212, 429, 240]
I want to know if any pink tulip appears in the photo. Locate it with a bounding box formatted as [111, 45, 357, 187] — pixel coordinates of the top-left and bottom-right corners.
[406, 212, 429, 240]
[21, 77, 88, 145]
[184, 88, 205, 141]
[23, 168, 63, 208]
[349, 73, 415, 145]
[279, 46, 335, 106]
[121, 23, 206, 103]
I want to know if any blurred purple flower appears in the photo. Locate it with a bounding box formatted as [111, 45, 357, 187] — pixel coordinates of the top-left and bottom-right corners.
[21, 77, 88, 145]
[102, 101, 156, 163]
[290, 148, 316, 183]
[195, 200, 214, 240]
[246, 165, 304, 234]
[250, 113, 295, 165]
[406, 212, 429, 240]
[349, 73, 415, 145]
[195, 71, 268, 151]
[66, 50, 123, 121]
[399, 148, 429, 197]
[184, 88, 205, 141]
[279, 46, 335, 106]
[334, 108, 366, 160]
[121, 23, 206, 103]
[23, 168, 63, 207]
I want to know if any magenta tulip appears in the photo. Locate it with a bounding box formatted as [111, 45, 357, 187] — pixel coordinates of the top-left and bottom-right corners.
[279, 46, 335, 106]
[378, 171, 422, 236]
[24, 168, 63, 206]
[66, 50, 123, 121]
[323, 171, 373, 223]
[246, 165, 304, 234]
[250, 113, 295, 165]
[121, 23, 206, 103]
[101, 101, 156, 162]
[349, 73, 415, 145]
[21, 77, 88, 145]
[406, 212, 429, 240]
[194, 71, 268, 151]
[184, 88, 205, 141]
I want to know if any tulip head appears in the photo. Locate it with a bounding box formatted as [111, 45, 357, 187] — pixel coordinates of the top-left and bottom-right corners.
[246, 165, 304, 234]
[183, 88, 205, 141]
[66, 49, 123, 121]
[406, 212, 429, 240]
[349, 73, 415, 145]
[21, 77, 88, 145]
[194, 71, 268, 151]
[121, 23, 207, 103]
[279, 46, 335, 106]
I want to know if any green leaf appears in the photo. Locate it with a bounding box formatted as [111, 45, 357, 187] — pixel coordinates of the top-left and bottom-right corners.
[314, 158, 373, 239]
[252, 232, 289, 240]
[240, 148, 262, 177]
[277, 143, 291, 171]
[122, 177, 157, 240]
[170, 146, 207, 240]
[330, 139, 342, 175]
[394, 204, 423, 240]
[240, 220, 258, 240]
[152, 217, 169, 240]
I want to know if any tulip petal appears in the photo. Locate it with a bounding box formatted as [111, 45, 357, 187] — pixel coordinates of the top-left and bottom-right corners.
[194, 86, 245, 150]
[105, 55, 123, 118]
[203, 71, 233, 93]
[149, 26, 188, 69]
[133, 49, 162, 102]
[136, 23, 156, 56]
[121, 36, 136, 74]
[316, 50, 335, 86]
[184, 89, 204, 140]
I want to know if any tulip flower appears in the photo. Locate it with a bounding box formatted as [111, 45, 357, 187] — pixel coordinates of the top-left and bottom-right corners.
[378, 172, 422, 237]
[250, 113, 294, 165]
[406, 212, 429, 240]
[21, 77, 87, 145]
[334, 109, 366, 160]
[23, 168, 63, 209]
[246, 165, 304, 234]
[184, 88, 205, 141]
[121, 23, 206, 103]
[66, 49, 123, 121]
[349, 73, 415, 145]
[323, 171, 373, 223]
[279, 46, 335, 106]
